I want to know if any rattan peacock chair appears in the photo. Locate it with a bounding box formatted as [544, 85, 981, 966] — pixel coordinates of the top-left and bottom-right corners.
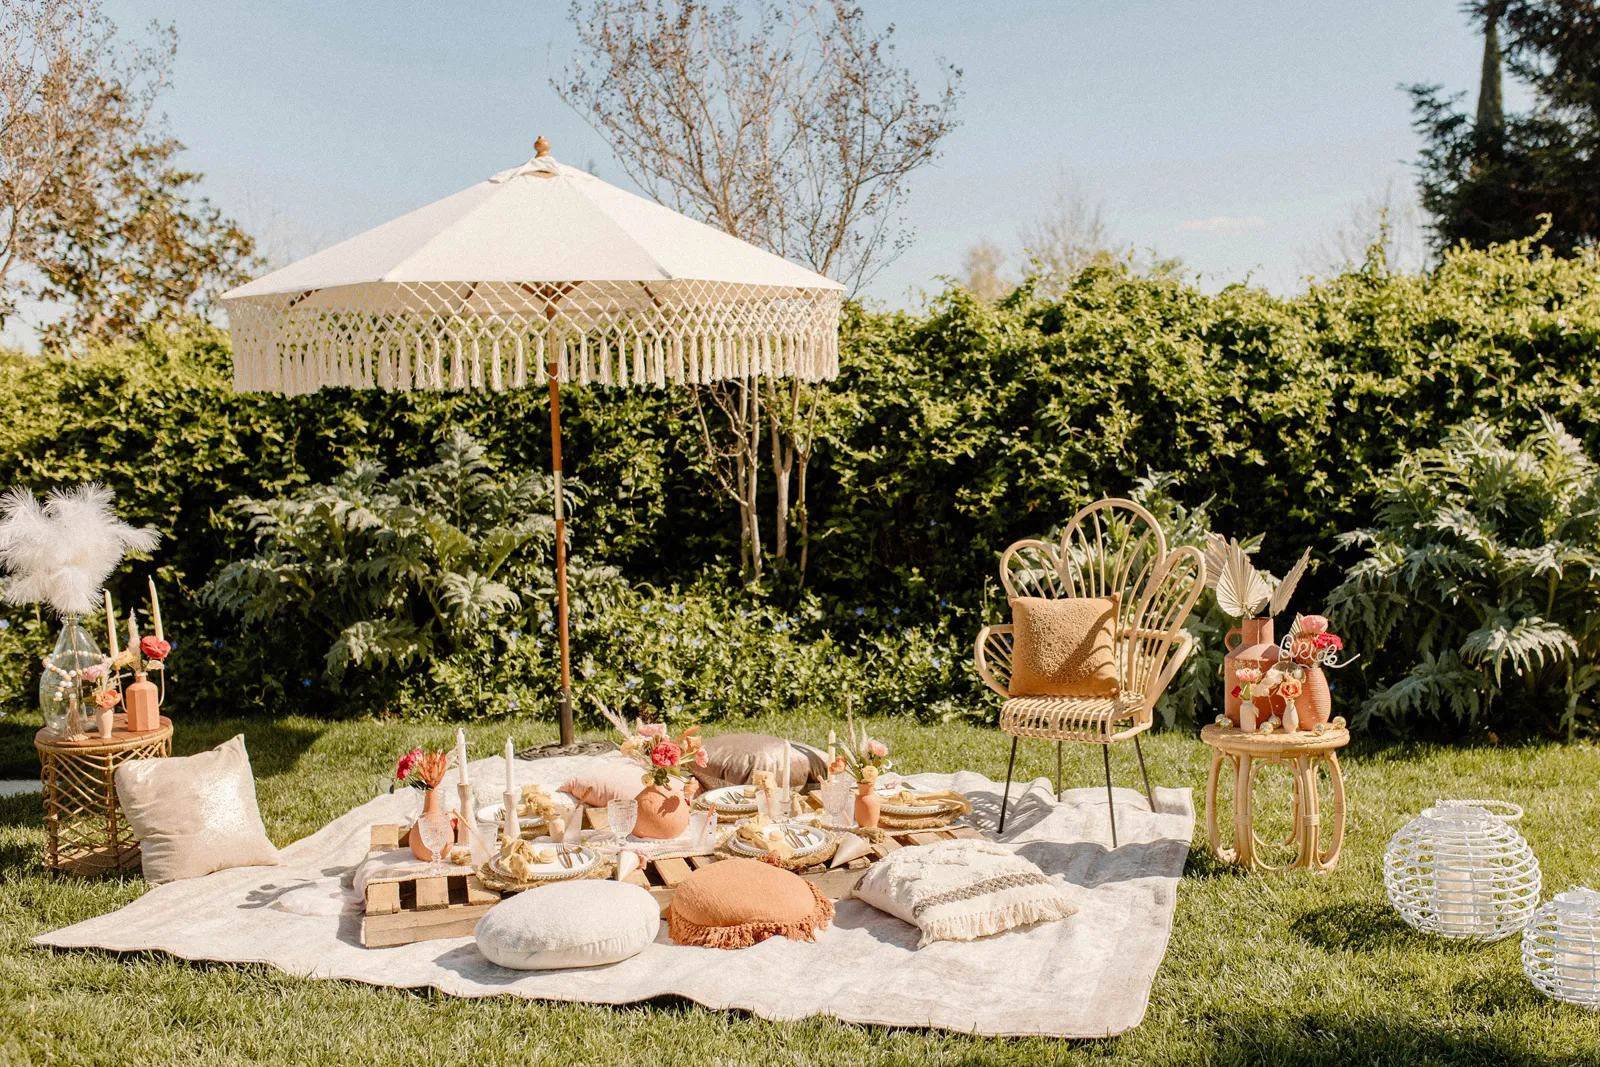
[975, 498, 1206, 844]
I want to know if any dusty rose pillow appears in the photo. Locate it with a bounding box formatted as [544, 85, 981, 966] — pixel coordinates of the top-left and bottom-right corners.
[1008, 595, 1120, 698]
[666, 858, 834, 949]
[561, 761, 646, 807]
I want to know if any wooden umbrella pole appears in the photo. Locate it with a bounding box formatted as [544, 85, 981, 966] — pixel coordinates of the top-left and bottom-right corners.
[549, 355, 574, 746]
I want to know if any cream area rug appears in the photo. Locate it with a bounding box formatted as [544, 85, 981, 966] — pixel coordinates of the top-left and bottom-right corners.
[34, 754, 1193, 1038]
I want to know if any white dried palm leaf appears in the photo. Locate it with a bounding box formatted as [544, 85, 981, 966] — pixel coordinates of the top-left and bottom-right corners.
[0, 484, 159, 616]
[1268, 547, 1312, 617]
[1207, 534, 1271, 618]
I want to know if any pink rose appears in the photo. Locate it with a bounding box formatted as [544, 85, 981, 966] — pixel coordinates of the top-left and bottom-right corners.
[650, 741, 682, 769]
[1312, 633, 1343, 651]
[96, 688, 120, 709]
[1298, 615, 1329, 636]
[81, 664, 105, 682]
[140, 636, 171, 660]
[866, 740, 888, 758]
[1277, 678, 1304, 699]
[396, 748, 423, 780]
[695, 748, 708, 767]
[639, 723, 667, 739]
[1235, 667, 1261, 684]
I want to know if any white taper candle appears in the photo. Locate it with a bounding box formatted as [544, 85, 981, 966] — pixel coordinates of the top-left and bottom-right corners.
[148, 578, 163, 642]
[455, 728, 470, 786]
[104, 589, 118, 656]
[504, 736, 515, 794]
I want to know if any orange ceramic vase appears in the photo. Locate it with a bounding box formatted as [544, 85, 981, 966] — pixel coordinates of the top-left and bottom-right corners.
[408, 787, 445, 861]
[1291, 667, 1333, 729]
[124, 672, 161, 732]
[1224, 617, 1280, 726]
[634, 784, 691, 839]
[854, 780, 882, 829]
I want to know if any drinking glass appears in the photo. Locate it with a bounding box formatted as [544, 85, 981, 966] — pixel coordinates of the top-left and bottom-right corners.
[607, 798, 638, 843]
[417, 811, 454, 874]
[821, 776, 853, 826]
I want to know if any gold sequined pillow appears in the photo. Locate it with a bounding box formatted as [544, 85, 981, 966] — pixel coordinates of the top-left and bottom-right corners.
[113, 734, 281, 884]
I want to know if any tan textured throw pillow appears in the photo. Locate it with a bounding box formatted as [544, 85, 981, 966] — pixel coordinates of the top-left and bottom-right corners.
[1008, 595, 1120, 697]
[113, 734, 281, 885]
[561, 761, 648, 807]
[690, 734, 810, 792]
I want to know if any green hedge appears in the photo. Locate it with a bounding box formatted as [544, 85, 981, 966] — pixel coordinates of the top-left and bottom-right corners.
[1, 237, 1597, 734]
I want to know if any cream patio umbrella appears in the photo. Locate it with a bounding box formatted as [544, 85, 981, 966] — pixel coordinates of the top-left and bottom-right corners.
[221, 138, 843, 745]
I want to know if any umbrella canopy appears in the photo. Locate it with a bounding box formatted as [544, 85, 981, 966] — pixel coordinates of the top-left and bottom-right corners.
[223, 148, 843, 395]
[221, 140, 844, 746]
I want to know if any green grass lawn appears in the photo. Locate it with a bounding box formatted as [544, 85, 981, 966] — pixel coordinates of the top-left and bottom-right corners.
[3, 711, 1600, 1066]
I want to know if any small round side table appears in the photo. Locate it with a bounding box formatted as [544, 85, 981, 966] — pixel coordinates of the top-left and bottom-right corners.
[35, 713, 172, 875]
[1201, 723, 1348, 872]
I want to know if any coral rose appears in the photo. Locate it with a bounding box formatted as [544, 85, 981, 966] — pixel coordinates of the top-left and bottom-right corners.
[140, 636, 171, 660]
[650, 741, 682, 768]
[95, 688, 121, 709]
[1277, 678, 1304, 699]
[1297, 615, 1329, 636]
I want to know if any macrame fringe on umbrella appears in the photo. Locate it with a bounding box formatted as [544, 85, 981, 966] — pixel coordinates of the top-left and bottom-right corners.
[226, 279, 842, 395]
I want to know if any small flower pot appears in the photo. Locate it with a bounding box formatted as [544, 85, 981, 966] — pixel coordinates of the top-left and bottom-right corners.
[854, 779, 882, 829]
[408, 786, 445, 861]
[634, 784, 691, 839]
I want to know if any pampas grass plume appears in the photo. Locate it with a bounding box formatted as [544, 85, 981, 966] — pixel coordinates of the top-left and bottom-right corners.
[0, 484, 160, 617]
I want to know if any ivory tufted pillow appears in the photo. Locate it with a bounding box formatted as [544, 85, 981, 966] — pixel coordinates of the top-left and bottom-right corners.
[854, 838, 1077, 947]
[1007, 595, 1120, 698]
[666, 857, 833, 949]
[475, 880, 660, 970]
[690, 734, 812, 792]
[112, 734, 281, 885]
[561, 761, 646, 807]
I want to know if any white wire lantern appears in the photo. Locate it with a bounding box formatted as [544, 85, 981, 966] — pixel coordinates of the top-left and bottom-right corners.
[1522, 887, 1600, 1008]
[1383, 803, 1541, 941]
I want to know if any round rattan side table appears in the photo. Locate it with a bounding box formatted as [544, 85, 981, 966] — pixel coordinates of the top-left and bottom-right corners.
[1201, 722, 1348, 872]
[35, 714, 171, 875]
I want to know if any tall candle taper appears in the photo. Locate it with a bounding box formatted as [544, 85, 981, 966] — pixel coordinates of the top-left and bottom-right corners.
[148, 578, 163, 642]
[104, 589, 118, 656]
[455, 728, 473, 845]
[502, 736, 518, 846]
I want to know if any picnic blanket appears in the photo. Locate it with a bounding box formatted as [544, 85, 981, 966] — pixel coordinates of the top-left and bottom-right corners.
[34, 754, 1193, 1038]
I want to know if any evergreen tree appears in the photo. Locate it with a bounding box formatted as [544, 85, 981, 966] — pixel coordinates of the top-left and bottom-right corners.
[1409, 1, 1598, 256]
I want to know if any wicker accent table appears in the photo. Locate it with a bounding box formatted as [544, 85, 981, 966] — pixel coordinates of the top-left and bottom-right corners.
[1201, 723, 1348, 872]
[35, 714, 172, 875]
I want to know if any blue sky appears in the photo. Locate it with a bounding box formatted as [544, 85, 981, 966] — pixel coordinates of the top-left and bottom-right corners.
[102, 1, 1513, 309]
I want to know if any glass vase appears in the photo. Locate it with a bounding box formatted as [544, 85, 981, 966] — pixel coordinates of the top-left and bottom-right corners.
[39, 615, 102, 735]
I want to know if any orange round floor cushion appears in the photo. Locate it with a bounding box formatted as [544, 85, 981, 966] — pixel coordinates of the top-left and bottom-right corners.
[666, 858, 834, 949]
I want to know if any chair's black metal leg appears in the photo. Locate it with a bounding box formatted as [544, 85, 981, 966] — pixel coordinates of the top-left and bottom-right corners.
[1134, 732, 1154, 810]
[998, 735, 1019, 834]
[1103, 743, 1118, 849]
[1055, 741, 1063, 799]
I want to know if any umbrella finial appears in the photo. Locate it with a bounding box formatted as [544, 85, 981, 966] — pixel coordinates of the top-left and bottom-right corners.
[534, 136, 550, 158]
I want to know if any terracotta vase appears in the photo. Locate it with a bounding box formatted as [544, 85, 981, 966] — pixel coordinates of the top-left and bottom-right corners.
[1293, 667, 1333, 729]
[124, 672, 161, 732]
[633, 783, 691, 839]
[408, 786, 445, 861]
[854, 779, 882, 829]
[1224, 617, 1280, 726]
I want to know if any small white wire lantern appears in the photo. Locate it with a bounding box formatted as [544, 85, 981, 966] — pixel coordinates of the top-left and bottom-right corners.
[1384, 804, 1541, 941]
[1522, 888, 1600, 1008]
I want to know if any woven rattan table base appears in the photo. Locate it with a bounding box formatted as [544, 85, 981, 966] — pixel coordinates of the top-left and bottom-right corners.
[35, 715, 171, 875]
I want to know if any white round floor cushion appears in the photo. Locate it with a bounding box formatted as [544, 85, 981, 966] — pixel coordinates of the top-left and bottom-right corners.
[475, 880, 660, 970]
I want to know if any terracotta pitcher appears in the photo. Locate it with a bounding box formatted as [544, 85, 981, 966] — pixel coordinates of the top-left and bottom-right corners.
[1224, 617, 1280, 726]
[634, 784, 691, 839]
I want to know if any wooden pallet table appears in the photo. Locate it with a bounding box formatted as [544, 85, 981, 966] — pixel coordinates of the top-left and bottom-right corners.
[361, 823, 501, 947]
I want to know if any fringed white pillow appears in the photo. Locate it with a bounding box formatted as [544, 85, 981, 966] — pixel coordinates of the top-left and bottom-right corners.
[855, 838, 1076, 947]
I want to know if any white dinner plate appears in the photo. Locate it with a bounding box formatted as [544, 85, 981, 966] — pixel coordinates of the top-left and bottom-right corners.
[695, 785, 760, 813]
[490, 845, 598, 881]
[727, 823, 830, 859]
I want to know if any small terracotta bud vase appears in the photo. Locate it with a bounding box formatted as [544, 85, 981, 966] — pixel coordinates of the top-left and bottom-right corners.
[855, 779, 882, 829]
[125, 672, 161, 732]
[1297, 667, 1333, 729]
[634, 783, 691, 839]
[408, 786, 445, 861]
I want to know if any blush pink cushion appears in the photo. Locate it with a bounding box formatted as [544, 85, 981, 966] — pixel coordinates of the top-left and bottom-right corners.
[561, 761, 646, 807]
